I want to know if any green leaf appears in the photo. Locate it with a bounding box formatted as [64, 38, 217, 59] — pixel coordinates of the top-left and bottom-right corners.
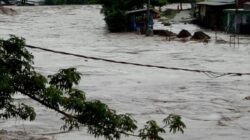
[163, 114, 186, 134]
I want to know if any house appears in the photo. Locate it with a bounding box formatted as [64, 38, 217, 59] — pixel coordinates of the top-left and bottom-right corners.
[125, 8, 160, 33]
[196, 0, 250, 34]
[196, 0, 235, 29]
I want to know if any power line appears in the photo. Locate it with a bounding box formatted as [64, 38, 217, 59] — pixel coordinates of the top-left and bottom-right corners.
[25, 45, 250, 78]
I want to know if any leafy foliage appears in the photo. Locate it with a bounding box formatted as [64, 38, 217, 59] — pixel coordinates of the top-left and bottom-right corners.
[163, 114, 186, 134]
[100, 0, 147, 32]
[0, 36, 185, 139]
[139, 120, 166, 140]
[139, 114, 186, 140]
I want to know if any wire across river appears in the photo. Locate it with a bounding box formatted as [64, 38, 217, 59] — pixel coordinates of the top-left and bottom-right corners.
[26, 45, 250, 78]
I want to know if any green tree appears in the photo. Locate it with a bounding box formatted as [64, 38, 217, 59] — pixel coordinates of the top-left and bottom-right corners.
[100, 0, 147, 32]
[0, 36, 186, 139]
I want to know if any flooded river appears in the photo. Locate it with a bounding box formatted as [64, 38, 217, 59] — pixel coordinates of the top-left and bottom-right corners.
[0, 5, 250, 140]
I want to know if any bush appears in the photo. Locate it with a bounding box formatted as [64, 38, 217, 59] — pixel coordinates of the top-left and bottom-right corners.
[104, 10, 127, 32]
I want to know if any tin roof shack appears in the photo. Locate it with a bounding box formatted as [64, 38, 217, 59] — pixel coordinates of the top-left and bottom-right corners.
[196, 0, 234, 29]
[223, 9, 250, 34]
[125, 9, 160, 33]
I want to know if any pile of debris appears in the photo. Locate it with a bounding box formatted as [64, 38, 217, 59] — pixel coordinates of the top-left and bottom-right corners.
[191, 31, 211, 40]
[153, 29, 176, 37]
[177, 29, 191, 38]
[152, 28, 211, 42]
[175, 29, 210, 42]
[245, 96, 250, 100]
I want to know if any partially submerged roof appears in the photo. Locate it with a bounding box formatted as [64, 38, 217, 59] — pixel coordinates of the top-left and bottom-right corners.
[197, 0, 234, 6]
[125, 8, 159, 15]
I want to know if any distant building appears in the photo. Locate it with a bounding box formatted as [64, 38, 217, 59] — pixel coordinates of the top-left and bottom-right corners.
[222, 0, 250, 34]
[196, 0, 250, 34]
[223, 9, 250, 34]
[196, 0, 235, 29]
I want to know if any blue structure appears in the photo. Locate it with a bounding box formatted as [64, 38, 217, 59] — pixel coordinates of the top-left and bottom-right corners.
[125, 8, 160, 33]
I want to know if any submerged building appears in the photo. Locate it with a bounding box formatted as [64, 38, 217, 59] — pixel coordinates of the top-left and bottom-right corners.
[196, 0, 235, 29]
[125, 8, 160, 33]
[196, 0, 250, 34]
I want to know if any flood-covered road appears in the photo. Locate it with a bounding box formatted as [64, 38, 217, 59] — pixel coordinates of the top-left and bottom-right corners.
[0, 5, 250, 140]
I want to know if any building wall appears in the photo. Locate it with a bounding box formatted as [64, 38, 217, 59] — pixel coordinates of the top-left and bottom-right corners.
[197, 5, 233, 29]
[223, 10, 250, 34]
[200, 5, 206, 17]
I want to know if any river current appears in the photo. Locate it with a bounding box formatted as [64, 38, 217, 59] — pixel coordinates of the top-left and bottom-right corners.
[0, 5, 250, 140]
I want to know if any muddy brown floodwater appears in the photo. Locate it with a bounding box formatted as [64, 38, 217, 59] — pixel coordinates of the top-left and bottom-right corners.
[0, 5, 250, 140]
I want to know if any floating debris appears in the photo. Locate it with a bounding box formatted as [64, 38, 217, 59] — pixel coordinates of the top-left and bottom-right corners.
[244, 96, 250, 100]
[153, 29, 176, 37]
[177, 29, 191, 38]
[191, 31, 211, 40]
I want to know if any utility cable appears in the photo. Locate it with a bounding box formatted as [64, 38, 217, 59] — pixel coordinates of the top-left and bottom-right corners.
[25, 45, 250, 78]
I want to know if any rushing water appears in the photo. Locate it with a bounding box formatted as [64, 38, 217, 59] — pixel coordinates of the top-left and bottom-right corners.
[0, 5, 250, 140]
